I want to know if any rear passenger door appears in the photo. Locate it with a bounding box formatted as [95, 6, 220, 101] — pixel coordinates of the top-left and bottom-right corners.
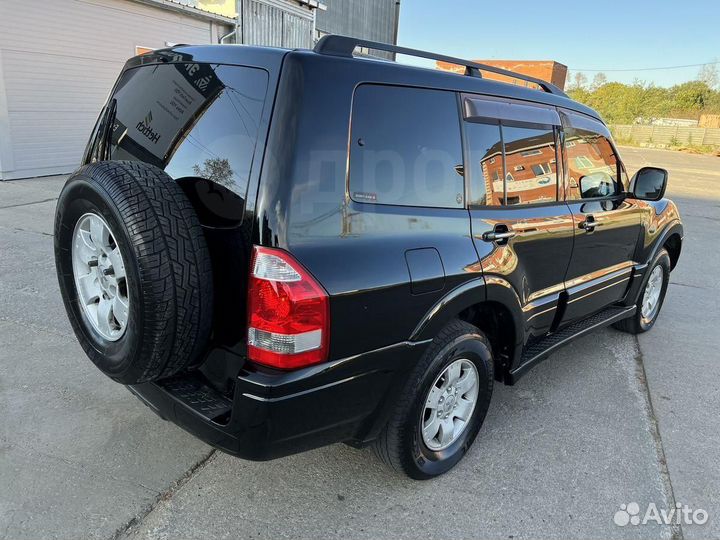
[463, 96, 575, 339]
[331, 84, 481, 355]
[558, 110, 643, 324]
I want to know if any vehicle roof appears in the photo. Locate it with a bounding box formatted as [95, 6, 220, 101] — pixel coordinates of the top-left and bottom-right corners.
[123, 44, 289, 71]
[123, 43, 602, 123]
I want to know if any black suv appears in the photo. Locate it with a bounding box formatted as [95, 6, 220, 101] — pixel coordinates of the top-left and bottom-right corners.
[54, 36, 682, 479]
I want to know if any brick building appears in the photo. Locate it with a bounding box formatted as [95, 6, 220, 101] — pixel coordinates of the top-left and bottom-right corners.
[437, 59, 568, 90]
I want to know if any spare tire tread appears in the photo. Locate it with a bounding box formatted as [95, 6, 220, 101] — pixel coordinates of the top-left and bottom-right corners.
[56, 160, 213, 382]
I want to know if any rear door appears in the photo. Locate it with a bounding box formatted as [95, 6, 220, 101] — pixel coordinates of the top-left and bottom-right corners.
[93, 61, 272, 346]
[463, 96, 575, 339]
[98, 62, 269, 202]
[559, 110, 643, 324]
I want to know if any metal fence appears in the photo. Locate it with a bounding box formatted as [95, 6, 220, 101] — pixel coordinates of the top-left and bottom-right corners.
[610, 124, 720, 147]
[241, 0, 315, 49]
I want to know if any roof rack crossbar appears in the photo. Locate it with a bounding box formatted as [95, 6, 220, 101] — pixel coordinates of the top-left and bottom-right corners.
[313, 35, 567, 97]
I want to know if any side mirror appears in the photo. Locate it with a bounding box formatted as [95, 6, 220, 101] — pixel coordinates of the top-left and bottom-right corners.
[631, 167, 668, 201]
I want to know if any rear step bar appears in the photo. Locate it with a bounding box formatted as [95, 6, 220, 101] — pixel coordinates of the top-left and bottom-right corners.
[130, 374, 232, 424]
[508, 305, 636, 384]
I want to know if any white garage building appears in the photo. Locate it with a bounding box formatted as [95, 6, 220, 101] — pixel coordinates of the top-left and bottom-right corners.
[0, 0, 325, 180]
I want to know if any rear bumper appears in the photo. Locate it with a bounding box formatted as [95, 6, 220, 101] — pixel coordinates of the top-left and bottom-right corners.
[128, 340, 429, 460]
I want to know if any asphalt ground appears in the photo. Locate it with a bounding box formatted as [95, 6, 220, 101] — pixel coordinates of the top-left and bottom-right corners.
[1, 147, 718, 539]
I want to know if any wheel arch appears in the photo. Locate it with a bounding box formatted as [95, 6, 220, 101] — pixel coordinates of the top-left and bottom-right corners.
[646, 221, 683, 270]
[176, 176, 246, 228]
[410, 276, 524, 382]
[663, 231, 682, 271]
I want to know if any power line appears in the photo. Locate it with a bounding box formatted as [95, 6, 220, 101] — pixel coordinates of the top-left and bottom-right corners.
[569, 60, 720, 73]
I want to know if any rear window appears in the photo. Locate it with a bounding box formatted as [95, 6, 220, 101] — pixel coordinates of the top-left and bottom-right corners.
[106, 63, 268, 196]
[348, 85, 464, 208]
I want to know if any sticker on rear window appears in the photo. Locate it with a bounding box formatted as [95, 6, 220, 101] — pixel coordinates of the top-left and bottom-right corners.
[353, 191, 377, 202]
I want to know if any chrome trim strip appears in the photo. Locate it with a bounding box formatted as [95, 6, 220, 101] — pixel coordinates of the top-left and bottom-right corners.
[527, 304, 557, 322]
[527, 282, 566, 305]
[567, 276, 631, 305]
[565, 261, 635, 291]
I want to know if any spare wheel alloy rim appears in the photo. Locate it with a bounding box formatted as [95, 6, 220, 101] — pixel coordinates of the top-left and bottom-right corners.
[71, 212, 130, 341]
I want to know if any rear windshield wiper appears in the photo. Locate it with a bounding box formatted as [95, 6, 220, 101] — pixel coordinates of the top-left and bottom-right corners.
[98, 98, 117, 162]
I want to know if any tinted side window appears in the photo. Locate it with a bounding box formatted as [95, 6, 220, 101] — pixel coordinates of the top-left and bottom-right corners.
[502, 125, 558, 205]
[565, 129, 620, 200]
[465, 121, 503, 206]
[349, 85, 464, 208]
[108, 64, 268, 197]
[465, 121, 557, 206]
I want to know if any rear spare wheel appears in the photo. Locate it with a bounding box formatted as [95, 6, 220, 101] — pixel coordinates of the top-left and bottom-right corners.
[54, 161, 213, 384]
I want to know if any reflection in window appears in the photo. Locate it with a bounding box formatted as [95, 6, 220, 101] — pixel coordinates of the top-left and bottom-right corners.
[501, 125, 558, 205]
[466, 122, 558, 206]
[465, 121, 503, 206]
[565, 129, 619, 200]
[531, 163, 551, 176]
[574, 156, 594, 169]
[109, 63, 268, 197]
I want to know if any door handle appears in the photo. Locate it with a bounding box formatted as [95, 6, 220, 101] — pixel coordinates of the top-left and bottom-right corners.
[578, 216, 603, 231]
[482, 229, 516, 243]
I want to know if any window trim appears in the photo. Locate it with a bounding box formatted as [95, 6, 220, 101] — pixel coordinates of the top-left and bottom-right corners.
[463, 94, 561, 126]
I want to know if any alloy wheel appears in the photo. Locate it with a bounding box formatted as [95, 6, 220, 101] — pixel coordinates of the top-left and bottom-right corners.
[641, 265, 664, 323]
[71, 213, 130, 341]
[420, 358, 479, 451]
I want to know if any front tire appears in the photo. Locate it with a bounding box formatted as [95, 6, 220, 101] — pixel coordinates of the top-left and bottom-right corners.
[373, 320, 494, 479]
[614, 249, 671, 334]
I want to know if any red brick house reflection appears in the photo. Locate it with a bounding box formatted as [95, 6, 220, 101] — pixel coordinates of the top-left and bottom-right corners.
[480, 133, 557, 205]
[564, 132, 618, 199]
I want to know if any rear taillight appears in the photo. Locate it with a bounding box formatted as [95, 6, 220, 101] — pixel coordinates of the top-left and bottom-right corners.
[247, 246, 329, 369]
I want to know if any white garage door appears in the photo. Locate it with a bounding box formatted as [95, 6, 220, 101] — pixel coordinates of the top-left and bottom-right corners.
[0, 0, 228, 180]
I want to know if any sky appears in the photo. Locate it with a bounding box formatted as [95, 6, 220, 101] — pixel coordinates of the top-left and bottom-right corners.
[396, 0, 720, 87]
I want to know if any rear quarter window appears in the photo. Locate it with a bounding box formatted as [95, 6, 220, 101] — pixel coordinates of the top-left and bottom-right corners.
[106, 63, 268, 198]
[348, 85, 464, 208]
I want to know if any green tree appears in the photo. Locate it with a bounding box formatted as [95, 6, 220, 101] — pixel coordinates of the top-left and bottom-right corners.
[670, 81, 713, 114]
[567, 76, 720, 123]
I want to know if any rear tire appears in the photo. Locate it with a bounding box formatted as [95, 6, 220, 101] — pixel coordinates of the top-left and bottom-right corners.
[54, 161, 213, 384]
[373, 320, 494, 479]
[613, 249, 671, 334]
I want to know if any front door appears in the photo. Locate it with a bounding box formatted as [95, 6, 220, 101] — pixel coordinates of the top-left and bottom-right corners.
[463, 96, 575, 339]
[559, 110, 643, 324]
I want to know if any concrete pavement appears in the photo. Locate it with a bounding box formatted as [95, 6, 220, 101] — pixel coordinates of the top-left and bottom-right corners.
[0, 148, 718, 539]
[623, 147, 720, 540]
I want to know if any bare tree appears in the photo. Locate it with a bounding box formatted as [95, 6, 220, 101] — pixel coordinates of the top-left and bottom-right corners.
[591, 72, 608, 91]
[698, 62, 719, 89]
[568, 72, 588, 90]
[192, 157, 234, 189]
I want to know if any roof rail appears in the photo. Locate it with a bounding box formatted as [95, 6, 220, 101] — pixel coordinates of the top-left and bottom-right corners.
[313, 35, 567, 97]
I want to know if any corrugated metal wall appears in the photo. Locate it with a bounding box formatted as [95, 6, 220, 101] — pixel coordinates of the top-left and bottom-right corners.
[241, 0, 314, 49]
[0, 0, 398, 179]
[315, 0, 399, 58]
[0, 0, 229, 180]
